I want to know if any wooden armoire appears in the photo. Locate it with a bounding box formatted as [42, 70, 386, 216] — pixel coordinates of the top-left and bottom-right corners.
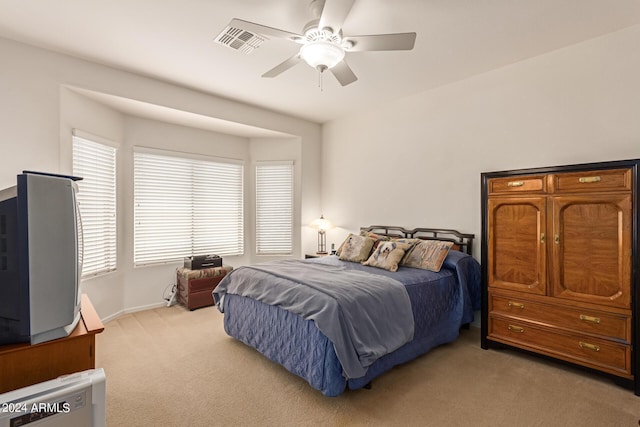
[481, 159, 640, 395]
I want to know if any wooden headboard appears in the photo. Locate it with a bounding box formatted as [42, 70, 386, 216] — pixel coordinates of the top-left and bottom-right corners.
[360, 225, 475, 255]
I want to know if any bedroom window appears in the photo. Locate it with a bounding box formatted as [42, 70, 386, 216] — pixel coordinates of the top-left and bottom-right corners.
[133, 148, 244, 266]
[255, 161, 293, 255]
[72, 130, 118, 277]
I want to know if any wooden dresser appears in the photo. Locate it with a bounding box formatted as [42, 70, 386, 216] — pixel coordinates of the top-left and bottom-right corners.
[480, 159, 639, 395]
[0, 294, 104, 393]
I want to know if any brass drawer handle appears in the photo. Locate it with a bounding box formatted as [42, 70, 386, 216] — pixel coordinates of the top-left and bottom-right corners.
[508, 325, 524, 333]
[554, 234, 560, 244]
[540, 233, 545, 243]
[579, 314, 601, 324]
[508, 301, 525, 309]
[579, 176, 601, 183]
[579, 342, 600, 352]
[507, 181, 524, 187]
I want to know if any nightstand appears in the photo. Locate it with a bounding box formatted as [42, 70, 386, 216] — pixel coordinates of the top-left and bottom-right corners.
[176, 265, 233, 310]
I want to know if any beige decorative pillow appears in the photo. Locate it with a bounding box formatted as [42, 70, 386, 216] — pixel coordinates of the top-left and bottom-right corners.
[362, 241, 412, 272]
[401, 240, 453, 272]
[338, 234, 376, 263]
[391, 237, 420, 246]
[360, 230, 392, 241]
[336, 230, 390, 256]
[362, 231, 393, 252]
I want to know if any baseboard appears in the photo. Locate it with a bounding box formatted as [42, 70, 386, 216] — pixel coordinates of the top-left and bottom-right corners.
[101, 310, 124, 324]
[101, 302, 168, 324]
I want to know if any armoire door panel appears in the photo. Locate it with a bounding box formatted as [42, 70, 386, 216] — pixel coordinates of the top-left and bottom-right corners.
[551, 195, 632, 308]
[488, 197, 546, 294]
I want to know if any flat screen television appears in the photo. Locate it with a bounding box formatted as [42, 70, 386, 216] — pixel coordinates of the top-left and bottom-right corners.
[0, 171, 83, 346]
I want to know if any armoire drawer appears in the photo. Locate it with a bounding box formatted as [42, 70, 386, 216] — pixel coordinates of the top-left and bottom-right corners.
[489, 316, 631, 377]
[487, 175, 547, 195]
[550, 168, 631, 193]
[489, 293, 631, 342]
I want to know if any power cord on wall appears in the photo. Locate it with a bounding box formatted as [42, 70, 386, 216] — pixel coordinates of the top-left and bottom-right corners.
[163, 283, 178, 307]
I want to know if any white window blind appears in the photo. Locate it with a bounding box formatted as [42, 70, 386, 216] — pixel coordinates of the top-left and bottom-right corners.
[256, 161, 293, 255]
[134, 149, 244, 266]
[72, 132, 117, 277]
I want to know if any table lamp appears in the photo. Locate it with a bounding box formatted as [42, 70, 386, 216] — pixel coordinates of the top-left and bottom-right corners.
[310, 214, 331, 254]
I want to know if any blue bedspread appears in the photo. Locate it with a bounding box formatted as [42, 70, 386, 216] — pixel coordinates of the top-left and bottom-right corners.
[214, 259, 414, 379]
[216, 251, 481, 396]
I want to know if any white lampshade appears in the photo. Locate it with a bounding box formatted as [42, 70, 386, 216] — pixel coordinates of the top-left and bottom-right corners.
[310, 214, 331, 231]
[299, 41, 345, 70]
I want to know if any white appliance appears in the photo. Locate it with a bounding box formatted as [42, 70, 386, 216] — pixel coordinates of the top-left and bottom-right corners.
[0, 369, 106, 427]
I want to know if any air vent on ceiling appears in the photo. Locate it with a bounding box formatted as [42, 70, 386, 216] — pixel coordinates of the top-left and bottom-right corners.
[215, 26, 266, 54]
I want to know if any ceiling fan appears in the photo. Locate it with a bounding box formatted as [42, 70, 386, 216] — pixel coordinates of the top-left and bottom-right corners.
[215, 0, 417, 87]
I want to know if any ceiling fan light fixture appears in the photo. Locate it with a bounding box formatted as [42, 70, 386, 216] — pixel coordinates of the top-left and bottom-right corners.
[299, 41, 345, 70]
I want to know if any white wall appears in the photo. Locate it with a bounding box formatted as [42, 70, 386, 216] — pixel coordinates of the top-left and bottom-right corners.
[0, 37, 321, 320]
[59, 88, 126, 318]
[4, 21, 639, 320]
[121, 116, 252, 313]
[321, 24, 640, 258]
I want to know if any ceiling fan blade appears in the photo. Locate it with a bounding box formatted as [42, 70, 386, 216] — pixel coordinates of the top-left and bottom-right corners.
[229, 18, 303, 43]
[345, 33, 417, 52]
[330, 60, 358, 86]
[262, 54, 302, 78]
[318, 0, 356, 34]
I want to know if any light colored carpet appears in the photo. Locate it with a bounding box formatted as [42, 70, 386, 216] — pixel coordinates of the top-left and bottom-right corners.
[96, 304, 638, 426]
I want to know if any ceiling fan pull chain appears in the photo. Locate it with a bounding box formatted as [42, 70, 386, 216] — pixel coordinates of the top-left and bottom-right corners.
[316, 64, 329, 92]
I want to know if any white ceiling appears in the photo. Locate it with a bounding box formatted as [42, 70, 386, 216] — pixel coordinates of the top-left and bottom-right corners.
[0, 0, 639, 124]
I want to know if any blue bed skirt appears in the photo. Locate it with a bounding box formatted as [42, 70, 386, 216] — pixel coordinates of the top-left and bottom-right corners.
[223, 292, 468, 396]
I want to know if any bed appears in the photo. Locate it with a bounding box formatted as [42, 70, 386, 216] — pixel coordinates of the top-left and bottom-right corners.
[213, 226, 481, 396]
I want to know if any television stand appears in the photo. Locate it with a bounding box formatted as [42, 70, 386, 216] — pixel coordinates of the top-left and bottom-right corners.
[0, 294, 104, 394]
